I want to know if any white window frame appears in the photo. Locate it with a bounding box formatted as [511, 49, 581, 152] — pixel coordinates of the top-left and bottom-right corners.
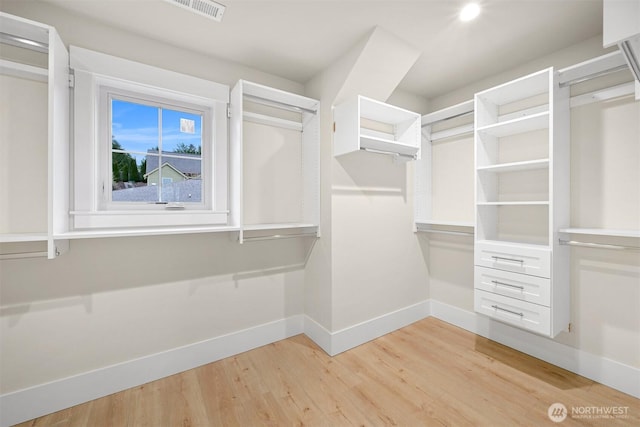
[70, 46, 229, 229]
[99, 85, 211, 211]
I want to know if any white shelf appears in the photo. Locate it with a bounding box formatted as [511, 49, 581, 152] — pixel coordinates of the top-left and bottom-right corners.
[0, 233, 48, 243]
[243, 111, 302, 132]
[55, 226, 240, 240]
[0, 59, 47, 82]
[559, 228, 640, 238]
[334, 95, 420, 158]
[360, 135, 421, 156]
[476, 68, 550, 106]
[243, 223, 318, 231]
[476, 111, 549, 138]
[477, 159, 549, 173]
[360, 96, 419, 123]
[477, 201, 549, 206]
[242, 80, 319, 112]
[416, 220, 475, 228]
[476, 239, 550, 251]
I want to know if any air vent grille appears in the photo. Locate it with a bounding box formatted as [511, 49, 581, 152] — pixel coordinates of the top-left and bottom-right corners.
[165, 0, 226, 22]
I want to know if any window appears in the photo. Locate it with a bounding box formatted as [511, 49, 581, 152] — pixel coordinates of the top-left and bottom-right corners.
[105, 90, 207, 208]
[71, 46, 229, 230]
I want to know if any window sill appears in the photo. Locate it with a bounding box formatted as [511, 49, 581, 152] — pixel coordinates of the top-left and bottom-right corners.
[55, 225, 239, 240]
[70, 210, 228, 229]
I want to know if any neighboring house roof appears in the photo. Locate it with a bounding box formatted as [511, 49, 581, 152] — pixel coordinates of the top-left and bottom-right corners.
[146, 150, 201, 175]
[143, 162, 187, 180]
[112, 179, 202, 202]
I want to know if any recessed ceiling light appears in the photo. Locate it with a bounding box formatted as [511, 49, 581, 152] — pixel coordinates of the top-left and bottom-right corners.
[459, 2, 481, 22]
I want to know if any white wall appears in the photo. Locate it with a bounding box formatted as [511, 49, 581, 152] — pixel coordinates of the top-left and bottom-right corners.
[0, 234, 306, 392]
[427, 40, 640, 370]
[0, 1, 309, 395]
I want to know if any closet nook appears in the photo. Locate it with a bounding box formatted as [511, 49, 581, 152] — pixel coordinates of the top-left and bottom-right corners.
[230, 80, 320, 243]
[0, 12, 69, 259]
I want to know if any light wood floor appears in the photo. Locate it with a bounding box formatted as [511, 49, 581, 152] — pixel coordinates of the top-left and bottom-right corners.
[16, 318, 639, 426]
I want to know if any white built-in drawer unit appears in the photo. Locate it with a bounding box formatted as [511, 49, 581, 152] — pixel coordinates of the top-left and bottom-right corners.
[475, 290, 551, 336]
[475, 266, 550, 306]
[473, 67, 570, 338]
[475, 240, 550, 278]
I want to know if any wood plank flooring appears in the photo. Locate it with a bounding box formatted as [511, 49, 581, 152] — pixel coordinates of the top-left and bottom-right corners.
[15, 318, 639, 426]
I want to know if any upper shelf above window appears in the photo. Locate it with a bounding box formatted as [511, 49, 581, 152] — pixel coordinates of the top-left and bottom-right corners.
[333, 95, 421, 160]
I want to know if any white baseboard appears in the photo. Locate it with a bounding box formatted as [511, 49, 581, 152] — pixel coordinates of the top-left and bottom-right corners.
[3, 300, 637, 426]
[303, 315, 333, 355]
[430, 300, 640, 399]
[0, 315, 304, 427]
[304, 300, 431, 356]
[329, 301, 431, 355]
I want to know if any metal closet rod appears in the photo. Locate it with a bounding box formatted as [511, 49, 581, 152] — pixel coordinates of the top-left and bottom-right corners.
[243, 94, 318, 115]
[0, 32, 48, 53]
[241, 232, 318, 242]
[418, 228, 474, 236]
[558, 239, 640, 251]
[360, 147, 417, 160]
[0, 251, 48, 260]
[558, 64, 630, 88]
[421, 110, 473, 128]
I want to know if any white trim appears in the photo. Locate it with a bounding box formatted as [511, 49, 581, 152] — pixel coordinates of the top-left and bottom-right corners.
[70, 46, 229, 103]
[304, 301, 431, 356]
[330, 301, 431, 355]
[303, 315, 334, 355]
[70, 46, 229, 230]
[430, 300, 640, 399]
[0, 315, 303, 427]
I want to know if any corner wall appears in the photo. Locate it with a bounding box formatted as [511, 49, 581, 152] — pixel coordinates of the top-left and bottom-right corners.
[304, 27, 430, 348]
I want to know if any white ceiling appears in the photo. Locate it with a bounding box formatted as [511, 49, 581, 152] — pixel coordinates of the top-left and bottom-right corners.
[40, 0, 603, 99]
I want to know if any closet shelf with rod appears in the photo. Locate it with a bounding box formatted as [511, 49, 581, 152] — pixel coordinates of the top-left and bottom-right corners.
[558, 240, 640, 251]
[415, 99, 475, 234]
[0, 12, 70, 260]
[558, 229, 640, 250]
[230, 80, 320, 244]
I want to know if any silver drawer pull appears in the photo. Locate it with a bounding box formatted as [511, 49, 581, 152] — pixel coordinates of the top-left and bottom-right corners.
[492, 280, 525, 290]
[492, 255, 524, 265]
[491, 304, 524, 317]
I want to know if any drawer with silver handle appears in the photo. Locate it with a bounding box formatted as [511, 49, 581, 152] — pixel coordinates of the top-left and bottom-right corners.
[474, 290, 551, 336]
[474, 266, 550, 306]
[475, 240, 551, 278]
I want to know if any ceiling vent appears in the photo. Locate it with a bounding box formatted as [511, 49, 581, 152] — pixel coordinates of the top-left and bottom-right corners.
[164, 0, 226, 22]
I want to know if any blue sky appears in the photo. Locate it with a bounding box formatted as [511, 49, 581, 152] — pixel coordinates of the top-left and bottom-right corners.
[111, 99, 202, 165]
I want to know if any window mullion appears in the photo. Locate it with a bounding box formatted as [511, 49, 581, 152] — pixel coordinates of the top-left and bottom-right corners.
[158, 106, 163, 203]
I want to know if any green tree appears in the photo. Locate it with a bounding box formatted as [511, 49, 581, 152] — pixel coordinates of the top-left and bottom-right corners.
[112, 139, 132, 183]
[174, 142, 201, 155]
[140, 158, 147, 179]
[128, 157, 141, 182]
